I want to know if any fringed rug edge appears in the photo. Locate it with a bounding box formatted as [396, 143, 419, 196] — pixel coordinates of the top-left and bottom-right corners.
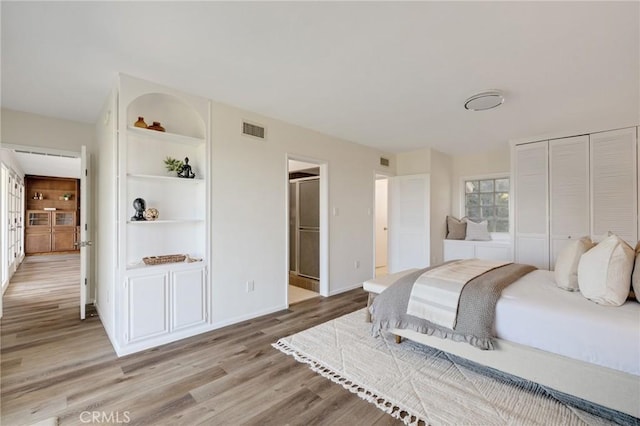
[271, 338, 427, 426]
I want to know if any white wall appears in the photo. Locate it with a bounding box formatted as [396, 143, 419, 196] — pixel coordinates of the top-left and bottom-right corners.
[0, 108, 98, 299]
[397, 148, 431, 175]
[450, 146, 511, 217]
[209, 101, 394, 325]
[429, 149, 452, 265]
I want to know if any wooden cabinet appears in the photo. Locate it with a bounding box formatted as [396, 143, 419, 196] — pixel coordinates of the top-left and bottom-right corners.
[26, 176, 79, 211]
[24, 176, 80, 254]
[25, 210, 77, 253]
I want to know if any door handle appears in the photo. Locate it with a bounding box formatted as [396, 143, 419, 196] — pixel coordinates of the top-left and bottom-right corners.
[79, 241, 93, 247]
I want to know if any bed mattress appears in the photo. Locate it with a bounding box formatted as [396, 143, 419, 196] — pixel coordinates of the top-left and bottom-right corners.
[494, 269, 640, 376]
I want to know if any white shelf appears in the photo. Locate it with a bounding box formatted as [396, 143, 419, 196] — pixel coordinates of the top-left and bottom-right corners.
[127, 219, 203, 224]
[127, 173, 204, 183]
[127, 126, 205, 146]
[126, 259, 205, 271]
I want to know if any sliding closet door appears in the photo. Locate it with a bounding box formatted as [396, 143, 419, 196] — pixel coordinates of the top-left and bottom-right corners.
[590, 128, 637, 246]
[289, 182, 297, 272]
[514, 141, 549, 269]
[549, 136, 589, 269]
[298, 178, 320, 279]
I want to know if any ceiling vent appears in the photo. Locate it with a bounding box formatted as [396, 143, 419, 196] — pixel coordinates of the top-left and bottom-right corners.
[380, 157, 390, 167]
[14, 149, 76, 159]
[242, 121, 266, 140]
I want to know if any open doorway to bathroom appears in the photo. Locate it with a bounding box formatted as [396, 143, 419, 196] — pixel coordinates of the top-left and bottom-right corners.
[288, 159, 321, 304]
[374, 174, 389, 278]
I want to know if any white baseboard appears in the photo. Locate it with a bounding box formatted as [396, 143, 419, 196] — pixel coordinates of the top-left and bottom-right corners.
[328, 281, 364, 296]
[211, 304, 287, 329]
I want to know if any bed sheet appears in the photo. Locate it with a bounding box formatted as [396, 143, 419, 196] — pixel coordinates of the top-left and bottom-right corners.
[494, 269, 640, 375]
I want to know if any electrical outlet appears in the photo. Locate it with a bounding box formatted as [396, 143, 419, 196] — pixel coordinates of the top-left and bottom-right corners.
[354, 260, 360, 269]
[246, 280, 255, 292]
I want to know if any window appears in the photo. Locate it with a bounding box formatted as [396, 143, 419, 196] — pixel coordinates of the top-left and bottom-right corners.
[464, 177, 509, 232]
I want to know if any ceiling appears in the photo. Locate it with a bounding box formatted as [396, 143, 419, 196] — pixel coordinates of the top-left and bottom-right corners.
[3, 149, 81, 179]
[2, 2, 638, 156]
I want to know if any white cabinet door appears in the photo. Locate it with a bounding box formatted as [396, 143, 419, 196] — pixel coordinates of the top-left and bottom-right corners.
[388, 174, 430, 273]
[514, 142, 549, 269]
[126, 272, 170, 343]
[172, 267, 207, 331]
[590, 128, 638, 246]
[549, 136, 589, 269]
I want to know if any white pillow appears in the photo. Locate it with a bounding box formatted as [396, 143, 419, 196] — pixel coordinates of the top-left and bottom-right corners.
[578, 234, 634, 306]
[632, 243, 640, 303]
[554, 237, 594, 291]
[465, 220, 491, 241]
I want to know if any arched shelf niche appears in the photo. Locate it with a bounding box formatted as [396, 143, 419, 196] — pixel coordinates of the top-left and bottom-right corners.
[127, 92, 205, 140]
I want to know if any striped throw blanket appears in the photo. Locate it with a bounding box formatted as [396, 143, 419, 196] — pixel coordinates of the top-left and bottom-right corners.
[406, 259, 511, 329]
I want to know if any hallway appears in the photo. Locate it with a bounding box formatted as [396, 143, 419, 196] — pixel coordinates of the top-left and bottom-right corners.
[1, 253, 107, 425]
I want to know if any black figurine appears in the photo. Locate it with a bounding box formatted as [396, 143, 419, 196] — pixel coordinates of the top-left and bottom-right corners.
[178, 157, 195, 179]
[131, 198, 147, 221]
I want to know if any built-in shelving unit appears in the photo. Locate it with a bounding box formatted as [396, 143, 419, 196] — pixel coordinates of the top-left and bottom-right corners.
[98, 74, 211, 357]
[127, 125, 205, 145]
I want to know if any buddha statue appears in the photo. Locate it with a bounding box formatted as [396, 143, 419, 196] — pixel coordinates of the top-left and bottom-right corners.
[178, 157, 195, 179]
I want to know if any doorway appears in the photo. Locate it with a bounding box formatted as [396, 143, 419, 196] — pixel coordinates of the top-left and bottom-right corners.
[287, 157, 329, 304]
[374, 175, 389, 278]
[0, 145, 88, 319]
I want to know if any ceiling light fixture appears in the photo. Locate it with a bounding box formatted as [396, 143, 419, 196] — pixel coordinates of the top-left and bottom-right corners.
[464, 90, 504, 111]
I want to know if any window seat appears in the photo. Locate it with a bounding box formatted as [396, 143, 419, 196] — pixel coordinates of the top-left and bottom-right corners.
[443, 239, 512, 262]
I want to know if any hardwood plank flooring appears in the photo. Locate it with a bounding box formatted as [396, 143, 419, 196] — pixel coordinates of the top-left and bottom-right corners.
[1, 254, 402, 425]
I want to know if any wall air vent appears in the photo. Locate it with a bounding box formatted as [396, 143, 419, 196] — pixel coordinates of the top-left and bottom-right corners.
[242, 121, 266, 140]
[380, 157, 390, 167]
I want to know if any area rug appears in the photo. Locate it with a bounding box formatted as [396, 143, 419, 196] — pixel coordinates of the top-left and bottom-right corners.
[272, 309, 636, 426]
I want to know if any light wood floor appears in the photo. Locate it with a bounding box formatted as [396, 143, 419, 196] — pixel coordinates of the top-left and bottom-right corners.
[1, 254, 401, 425]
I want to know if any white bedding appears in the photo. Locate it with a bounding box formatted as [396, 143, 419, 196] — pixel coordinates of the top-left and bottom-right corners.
[494, 269, 640, 376]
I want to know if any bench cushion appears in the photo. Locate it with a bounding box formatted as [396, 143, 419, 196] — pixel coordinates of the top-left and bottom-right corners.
[363, 268, 419, 294]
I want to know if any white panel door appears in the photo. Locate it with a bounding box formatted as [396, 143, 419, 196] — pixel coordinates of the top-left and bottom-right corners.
[126, 272, 170, 343]
[388, 174, 430, 273]
[80, 145, 91, 320]
[171, 267, 207, 331]
[375, 178, 388, 268]
[549, 136, 590, 269]
[514, 141, 549, 269]
[590, 128, 637, 246]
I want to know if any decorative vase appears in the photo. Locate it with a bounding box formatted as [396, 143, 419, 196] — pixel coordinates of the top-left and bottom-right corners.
[148, 121, 165, 132]
[134, 117, 148, 128]
[143, 208, 159, 221]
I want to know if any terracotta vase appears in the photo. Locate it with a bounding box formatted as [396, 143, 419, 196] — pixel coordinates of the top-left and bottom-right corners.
[134, 116, 148, 128]
[148, 121, 165, 132]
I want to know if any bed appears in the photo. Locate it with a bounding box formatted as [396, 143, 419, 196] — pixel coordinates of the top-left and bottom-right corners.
[369, 265, 640, 419]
